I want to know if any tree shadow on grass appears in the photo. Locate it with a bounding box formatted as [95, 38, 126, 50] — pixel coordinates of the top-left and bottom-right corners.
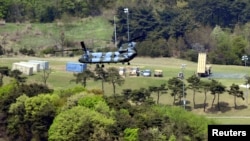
[206, 102, 232, 113]
[235, 105, 248, 110]
[194, 103, 209, 109]
[183, 100, 192, 111]
[174, 100, 192, 111]
[184, 105, 192, 111]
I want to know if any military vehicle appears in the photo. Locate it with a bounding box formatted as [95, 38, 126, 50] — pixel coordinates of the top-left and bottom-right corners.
[141, 69, 152, 77]
[129, 67, 140, 76]
[154, 69, 163, 77]
[197, 53, 212, 77]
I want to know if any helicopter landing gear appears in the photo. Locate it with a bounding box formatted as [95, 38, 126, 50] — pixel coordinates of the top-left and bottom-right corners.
[96, 64, 105, 68]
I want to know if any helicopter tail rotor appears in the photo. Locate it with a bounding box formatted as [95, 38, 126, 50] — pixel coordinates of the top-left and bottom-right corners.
[80, 41, 90, 60]
[80, 41, 87, 52]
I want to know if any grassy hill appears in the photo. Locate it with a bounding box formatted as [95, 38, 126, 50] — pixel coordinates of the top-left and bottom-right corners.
[0, 17, 114, 54]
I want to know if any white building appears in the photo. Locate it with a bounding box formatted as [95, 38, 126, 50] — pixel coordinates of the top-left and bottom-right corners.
[12, 62, 33, 75]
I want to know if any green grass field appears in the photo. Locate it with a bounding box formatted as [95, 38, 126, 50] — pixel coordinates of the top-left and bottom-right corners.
[1, 56, 250, 124]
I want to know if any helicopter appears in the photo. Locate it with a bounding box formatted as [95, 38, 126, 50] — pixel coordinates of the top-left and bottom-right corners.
[59, 36, 142, 68]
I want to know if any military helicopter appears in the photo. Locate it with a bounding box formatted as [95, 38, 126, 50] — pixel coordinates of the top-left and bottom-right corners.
[59, 36, 141, 68]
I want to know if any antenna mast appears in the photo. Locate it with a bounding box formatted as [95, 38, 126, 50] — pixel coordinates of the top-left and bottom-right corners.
[114, 15, 117, 47]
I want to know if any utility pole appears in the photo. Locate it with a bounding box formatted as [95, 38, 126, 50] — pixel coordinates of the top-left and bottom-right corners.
[181, 64, 186, 109]
[114, 15, 117, 47]
[244, 75, 250, 106]
[124, 8, 129, 41]
[242, 55, 248, 67]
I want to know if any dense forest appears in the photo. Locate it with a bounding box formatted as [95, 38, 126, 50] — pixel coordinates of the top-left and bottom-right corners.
[1, 0, 250, 65]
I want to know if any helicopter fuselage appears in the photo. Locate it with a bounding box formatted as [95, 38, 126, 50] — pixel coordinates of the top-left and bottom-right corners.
[78, 49, 137, 64]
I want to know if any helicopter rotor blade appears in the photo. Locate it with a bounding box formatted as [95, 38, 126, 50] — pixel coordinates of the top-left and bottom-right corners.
[54, 48, 81, 52]
[117, 35, 144, 48]
[53, 41, 89, 53]
[129, 36, 143, 42]
[80, 41, 89, 59]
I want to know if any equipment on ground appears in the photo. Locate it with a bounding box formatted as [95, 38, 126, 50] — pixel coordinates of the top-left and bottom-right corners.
[141, 69, 152, 77]
[154, 69, 163, 77]
[119, 67, 126, 76]
[197, 53, 212, 77]
[129, 67, 140, 76]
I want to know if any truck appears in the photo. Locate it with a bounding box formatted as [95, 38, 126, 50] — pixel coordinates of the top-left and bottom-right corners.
[197, 53, 212, 77]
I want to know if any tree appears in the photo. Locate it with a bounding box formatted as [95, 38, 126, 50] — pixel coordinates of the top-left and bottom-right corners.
[41, 68, 52, 85]
[48, 106, 114, 141]
[149, 84, 168, 104]
[130, 88, 152, 105]
[115, 6, 157, 41]
[0, 33, 8, 52]
[158, 7, 197, 39]
[0, 0, 10, 19]
[8, 95, 29, 140]
[0, 44, 5, 56]
[209, 79, 226, 111]
[167, 77, 186, 105]
[0, 66, 9, 87]
[124, 128, 139, 141]
[78, 95, 105, 109]
[187, 74, 200, 108]
[8, 94, 59, 141]
[244, 75, 250, 85]
[228, 83, 244, 109]
[62, 92, 86, 110]
[17, 83, 53, 97]
[71, 69, 95, 88]
[122, 89, 133, 100]
[209, 26, 239, 65]
[9, 69, 27, 84]
[200, 80, 211, 112]
[231, 35, 247, 62]
[188, 0, 250, 27]
[106, 67, 124, 96]
[59, 31, 65, 57]
[40, 6, 57, 22]
[0, 73, 3, 87]
[94, 67, 109, 93]
[0, 80, 20, 112]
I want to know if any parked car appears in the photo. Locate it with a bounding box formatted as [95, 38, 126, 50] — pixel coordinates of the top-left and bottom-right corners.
[141, 69, 152, 77]
[129, 67, 140, 76]
[154, 69, 163, 77]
